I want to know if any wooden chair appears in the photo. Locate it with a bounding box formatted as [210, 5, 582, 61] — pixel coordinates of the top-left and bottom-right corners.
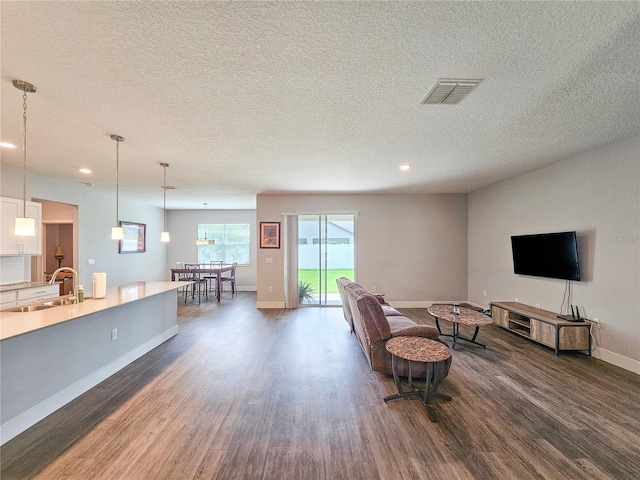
[175, 261, 190, 297]
[183, 264, 208, 304]
[219, 262, 237, 297]
[203, 260, 223, 293]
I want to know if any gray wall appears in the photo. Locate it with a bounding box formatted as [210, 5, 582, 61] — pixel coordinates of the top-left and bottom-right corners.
[1, 166, 167, 289]
[166, 209, 257, 289]
[256, 193, 468, 307]
[468, 136, 640, 370]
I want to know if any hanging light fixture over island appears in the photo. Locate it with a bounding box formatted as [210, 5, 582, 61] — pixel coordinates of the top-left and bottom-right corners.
[160, 162, 174, 243]
[110, 135, 125, 240]
[13, 79, 37, 237]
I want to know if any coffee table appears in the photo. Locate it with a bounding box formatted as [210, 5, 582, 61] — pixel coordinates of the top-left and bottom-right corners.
[383, 336, 452, 421]
[427, 305, 493, 349]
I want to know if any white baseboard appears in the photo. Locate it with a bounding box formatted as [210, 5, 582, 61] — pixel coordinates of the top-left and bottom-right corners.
[592, 346, 640, 375]
[388, 300, 486, 309]
[0, 325, 179, 445]
[256, 301, 286, 309]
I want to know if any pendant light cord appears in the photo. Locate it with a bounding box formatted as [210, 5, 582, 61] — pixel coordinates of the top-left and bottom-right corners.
[163, 164, 167, 231]
[115, 138, 120, 226]
[21, 90, 28, 218]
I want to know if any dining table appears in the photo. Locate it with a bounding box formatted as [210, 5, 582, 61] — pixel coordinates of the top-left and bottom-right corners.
[171, 264, 234, 302]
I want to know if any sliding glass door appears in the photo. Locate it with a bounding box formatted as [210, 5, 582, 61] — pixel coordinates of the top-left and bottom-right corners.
[298, 214, 355, 306]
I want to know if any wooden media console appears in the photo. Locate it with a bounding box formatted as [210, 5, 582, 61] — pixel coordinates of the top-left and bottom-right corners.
[490, 302, 591, 355]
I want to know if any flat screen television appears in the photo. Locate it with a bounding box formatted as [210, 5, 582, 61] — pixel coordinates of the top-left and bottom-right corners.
[511, 231, 581, 281]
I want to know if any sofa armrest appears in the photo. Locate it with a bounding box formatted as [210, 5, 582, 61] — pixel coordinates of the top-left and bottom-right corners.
[388, 316, 439, 339]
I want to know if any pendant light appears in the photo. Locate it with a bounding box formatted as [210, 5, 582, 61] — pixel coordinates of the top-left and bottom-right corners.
[159, 162, 171, 242]
[13, 80, 36, 236]
[196, 202, 215, 245]
[110, 135, 125, 240]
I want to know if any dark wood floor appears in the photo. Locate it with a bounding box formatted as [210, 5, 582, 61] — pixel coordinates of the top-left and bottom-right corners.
[2, 293, 639, 479]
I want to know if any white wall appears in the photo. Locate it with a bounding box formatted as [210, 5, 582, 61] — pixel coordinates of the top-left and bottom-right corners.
[256, 193, 468, 307]
[167, 209, 257, 289]
[468, 136, 640, 371]
[1, 166, 167, 290]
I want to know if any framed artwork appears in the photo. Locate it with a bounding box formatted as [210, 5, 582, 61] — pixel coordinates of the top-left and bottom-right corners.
[260, 222, 281, 249]
[119, 221, 146, 254]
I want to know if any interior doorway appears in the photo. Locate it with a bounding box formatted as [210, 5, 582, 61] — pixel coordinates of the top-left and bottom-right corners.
[297, 214, 355, 306]
[31, 199, 78, 285]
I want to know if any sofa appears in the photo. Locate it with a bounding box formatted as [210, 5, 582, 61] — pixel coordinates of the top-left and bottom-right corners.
[336, 277, 452, 379]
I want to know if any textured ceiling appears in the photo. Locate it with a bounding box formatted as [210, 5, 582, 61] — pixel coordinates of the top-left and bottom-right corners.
[1, 1, 639, 210]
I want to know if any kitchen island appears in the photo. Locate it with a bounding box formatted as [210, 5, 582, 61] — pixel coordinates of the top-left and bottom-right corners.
[0, 281, 184, 444]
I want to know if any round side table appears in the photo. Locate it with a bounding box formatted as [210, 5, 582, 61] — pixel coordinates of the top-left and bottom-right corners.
[383, 336, 452, 421]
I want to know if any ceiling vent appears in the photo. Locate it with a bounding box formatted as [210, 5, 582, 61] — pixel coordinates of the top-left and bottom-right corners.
[421, 78, 483, 105]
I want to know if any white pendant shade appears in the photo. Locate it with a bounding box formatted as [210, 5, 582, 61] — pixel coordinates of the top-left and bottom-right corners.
[111, 226, 124, 240]
[15, 217, 35, 236]
[160, 231, 171, 242]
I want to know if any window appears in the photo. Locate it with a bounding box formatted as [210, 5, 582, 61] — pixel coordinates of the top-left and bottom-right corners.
[197, 224, 250, 264]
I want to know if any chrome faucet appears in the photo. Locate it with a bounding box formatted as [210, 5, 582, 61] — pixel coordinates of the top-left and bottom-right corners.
[49, 267, 79, 297]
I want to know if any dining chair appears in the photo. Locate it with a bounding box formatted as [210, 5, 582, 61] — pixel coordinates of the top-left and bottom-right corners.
[184, 264, 208, 304]
[175, 261, 190, 297]
[219, 262, 237, 297]
[203, 260, 223, 293]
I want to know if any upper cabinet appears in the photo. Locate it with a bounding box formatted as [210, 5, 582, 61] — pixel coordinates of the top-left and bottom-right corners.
[1, 196, 42, 255]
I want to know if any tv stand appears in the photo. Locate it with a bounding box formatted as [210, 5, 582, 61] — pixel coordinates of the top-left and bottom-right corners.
[490, 302, 591, 355]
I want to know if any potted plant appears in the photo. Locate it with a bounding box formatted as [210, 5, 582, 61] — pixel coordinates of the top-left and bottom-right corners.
[298, 281, 315, 304]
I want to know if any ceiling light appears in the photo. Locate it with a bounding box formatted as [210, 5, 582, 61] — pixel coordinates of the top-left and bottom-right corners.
[110, 135, 124, 240]
[13, 80, 37, 236]
[79, 167, 92, 174]
[160, 162, 171, 243]
[0, 142, 17, 149]
[399, 163, 412, 171]
[422, 78, 483, 105]
[196, 203, 215, 245]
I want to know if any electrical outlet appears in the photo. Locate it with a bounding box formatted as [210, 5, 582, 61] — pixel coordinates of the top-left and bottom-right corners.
[535, 303, 540, 308]
[111, 328, 118, 341]
[515, 297, 518, 303]
[591, 318, 601, 329]
[483, 290, 487, 297]
[372, 286, 377, 292]
[268, 286, 273, 292]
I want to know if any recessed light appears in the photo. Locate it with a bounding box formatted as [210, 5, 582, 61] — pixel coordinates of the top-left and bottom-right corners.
[79, 168, 92, 174]
[399, 163, 412, 171]
[0, 142, 17, 149]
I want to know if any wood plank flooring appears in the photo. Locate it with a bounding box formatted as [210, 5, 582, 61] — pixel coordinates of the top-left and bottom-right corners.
[2, 293, 639, 479]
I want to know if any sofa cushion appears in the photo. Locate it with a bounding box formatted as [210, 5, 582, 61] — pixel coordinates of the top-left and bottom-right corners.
[355, 293, 392, 342]
[388, 316, 439, 339]
[381, 304, 402, 316]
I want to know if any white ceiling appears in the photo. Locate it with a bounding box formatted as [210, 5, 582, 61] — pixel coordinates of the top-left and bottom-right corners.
[1, 1, 639, 210]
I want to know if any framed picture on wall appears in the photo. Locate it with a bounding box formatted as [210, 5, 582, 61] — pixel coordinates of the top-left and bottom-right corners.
[119, 221, 146, 253]
[260, 222, 281, 249]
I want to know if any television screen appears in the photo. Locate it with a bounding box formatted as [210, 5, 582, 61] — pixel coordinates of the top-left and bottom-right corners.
[511, 231, 581, 281]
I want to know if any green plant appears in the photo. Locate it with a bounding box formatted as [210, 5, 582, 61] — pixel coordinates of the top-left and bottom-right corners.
[298, 281, 316, 304]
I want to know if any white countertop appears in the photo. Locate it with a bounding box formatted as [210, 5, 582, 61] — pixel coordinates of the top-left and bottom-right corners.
[0, 282, 50, 293]
[0, 281, 184, 341]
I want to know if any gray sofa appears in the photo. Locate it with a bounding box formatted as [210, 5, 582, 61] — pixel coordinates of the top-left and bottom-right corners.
[336, 277, 452, 379]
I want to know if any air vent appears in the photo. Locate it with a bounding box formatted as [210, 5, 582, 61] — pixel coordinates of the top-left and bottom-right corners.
[421, 78, 483, 105]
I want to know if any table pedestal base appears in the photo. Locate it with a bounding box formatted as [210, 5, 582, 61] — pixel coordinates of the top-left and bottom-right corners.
[435, 318, 486, 349]
[384, 355, 451, 422]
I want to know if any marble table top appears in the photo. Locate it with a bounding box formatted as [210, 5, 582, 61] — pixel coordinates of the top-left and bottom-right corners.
[385, 336, 451, 363]
[427, 304, 493, 327]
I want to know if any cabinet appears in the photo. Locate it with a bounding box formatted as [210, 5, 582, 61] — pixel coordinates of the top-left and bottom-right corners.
[1, 197, 42, 255]
[16, 284, 59, 306]
[491, 302, 591, 355]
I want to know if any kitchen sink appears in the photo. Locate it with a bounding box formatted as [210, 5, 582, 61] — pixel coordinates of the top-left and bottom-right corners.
[41, 297, 78, 306]
[3, 295, 78, 312]
[4, 304, 57, 313]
